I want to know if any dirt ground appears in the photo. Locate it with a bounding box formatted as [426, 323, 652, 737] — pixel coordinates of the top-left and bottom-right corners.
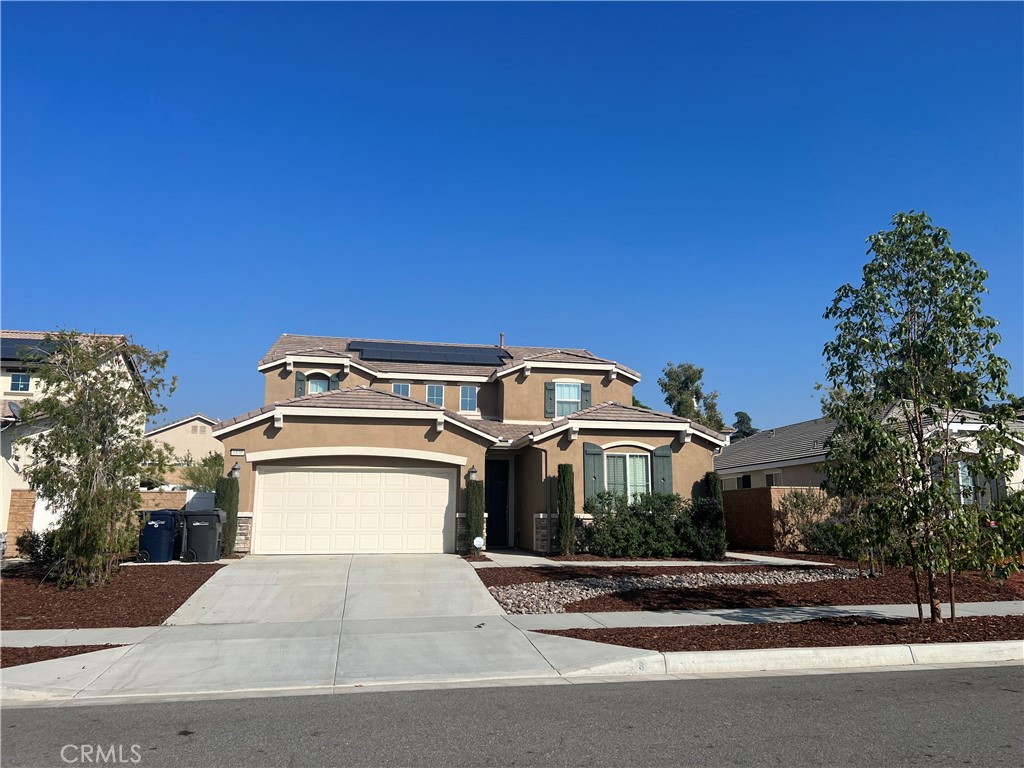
[1, 645, 123, 668]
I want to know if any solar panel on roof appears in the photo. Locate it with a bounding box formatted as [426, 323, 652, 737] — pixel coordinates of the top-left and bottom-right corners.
[348, 340, 511, 366]
[0, 338, 54, 361]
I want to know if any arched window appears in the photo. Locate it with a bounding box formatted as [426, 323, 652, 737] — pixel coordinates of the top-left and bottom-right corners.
[306, 374, 329, 394]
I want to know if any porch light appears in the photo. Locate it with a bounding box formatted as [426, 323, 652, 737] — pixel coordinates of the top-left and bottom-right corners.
[230, 462, 241, 479]
[467, 466, 478, 482]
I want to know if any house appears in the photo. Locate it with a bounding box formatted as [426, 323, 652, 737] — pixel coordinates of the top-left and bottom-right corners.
[145, 413, 222, 486]
[214, 334, 728, 554]
[1, 329, 147, 552]
[716, 410, 1024, 499]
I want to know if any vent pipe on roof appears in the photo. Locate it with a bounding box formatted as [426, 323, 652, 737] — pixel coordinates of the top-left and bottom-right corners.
[499, 332, 505, 348]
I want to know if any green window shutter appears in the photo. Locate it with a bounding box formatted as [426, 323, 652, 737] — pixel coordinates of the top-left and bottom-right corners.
[294, 371, 306, 398]
[583, 442, 604, 500]
[652, 445, 673, 494]
[544, 382, 556, 419]
[580, 383, 592, 409]
[328, 373, 341, 390]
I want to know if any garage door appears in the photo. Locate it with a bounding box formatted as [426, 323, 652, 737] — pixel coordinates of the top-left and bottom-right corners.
[254, 466, 456, 554]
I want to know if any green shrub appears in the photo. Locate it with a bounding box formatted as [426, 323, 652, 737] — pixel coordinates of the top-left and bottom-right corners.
[466, 479, 485, 552]
[557, 464, 576, 555]
[14, 528, 57, 565]
[774, 489, 834, 551]
[215, 476, 240, 557]
[801, 517, 861, 559]
[703, 471, 723, 505]
[688, 497, 727, 560]
[584, 492, 693, 558]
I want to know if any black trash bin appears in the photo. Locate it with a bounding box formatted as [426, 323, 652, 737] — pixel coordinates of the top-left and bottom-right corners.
[138, 509, 181, 562]
[181, 508, 226, 562]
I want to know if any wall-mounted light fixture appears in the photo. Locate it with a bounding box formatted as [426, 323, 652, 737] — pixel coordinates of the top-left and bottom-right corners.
[467, 465, 478, 482]
[230, 462, 241, 479]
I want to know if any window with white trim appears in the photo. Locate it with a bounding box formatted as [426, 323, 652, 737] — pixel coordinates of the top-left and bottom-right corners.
[605, 453, 650, 497]
[307, 375, 329, 394]
[392, 383, 410, 397]
[10, 373, 30, 392]
[460, 385, 478, 412]
[555, 382, 581, 417]
[426, 384, 444, 406]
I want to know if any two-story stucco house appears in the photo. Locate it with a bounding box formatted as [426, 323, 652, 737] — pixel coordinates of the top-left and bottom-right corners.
[215, 334, 728, 554]
[145, 413, 222, 486]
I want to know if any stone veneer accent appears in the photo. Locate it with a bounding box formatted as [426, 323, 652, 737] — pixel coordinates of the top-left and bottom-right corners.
[138, 490, 189, 512]
[234, 514, 253, 553]
[6, 490, 37, 557]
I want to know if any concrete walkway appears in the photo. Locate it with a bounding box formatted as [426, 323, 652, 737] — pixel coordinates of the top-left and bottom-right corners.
[476, 549, 830, 568]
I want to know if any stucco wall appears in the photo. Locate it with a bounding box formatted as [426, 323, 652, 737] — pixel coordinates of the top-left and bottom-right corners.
[147, 421, 222, 462]
[720, 460, 827, 490]
[263, 364, 374, 404]
[500, 372, 633, 422]
[218, 415, 492, 516]
[367, 381, 500, 419]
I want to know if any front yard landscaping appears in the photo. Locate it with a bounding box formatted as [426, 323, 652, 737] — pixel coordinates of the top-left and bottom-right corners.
[540, 615, 1024, 652]
[1, 645, 123, 669]
[0, 562, 224, 630]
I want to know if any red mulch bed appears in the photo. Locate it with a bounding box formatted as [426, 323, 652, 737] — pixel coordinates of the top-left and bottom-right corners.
[564, 569, 1024, 613]
[462, 554, 492, 563]
[0, 563, 224, 630]
[1, 645, 123, 668]
[476, 565, 803, 589]
[541, 615, 1024, 652]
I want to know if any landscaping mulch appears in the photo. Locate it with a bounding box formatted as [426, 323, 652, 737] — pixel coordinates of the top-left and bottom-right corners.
[462, 554, 492, 562]
[540, 615, 1024, 653]
[1, 645, 123, 669]
[0, 563, 224, 630]
[563, 568, 1024, 613]
[476, 565, 801, 589]
[549, 554, 746, 563]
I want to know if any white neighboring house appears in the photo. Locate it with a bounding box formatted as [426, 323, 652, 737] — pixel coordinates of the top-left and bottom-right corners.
[1, 330, 148, 546]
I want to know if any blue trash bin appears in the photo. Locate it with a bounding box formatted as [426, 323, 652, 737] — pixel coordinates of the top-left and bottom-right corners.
[138, 509, 181, 562]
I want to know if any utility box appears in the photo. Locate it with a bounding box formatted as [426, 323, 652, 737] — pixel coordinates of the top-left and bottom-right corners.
[181, 508, 226, 562]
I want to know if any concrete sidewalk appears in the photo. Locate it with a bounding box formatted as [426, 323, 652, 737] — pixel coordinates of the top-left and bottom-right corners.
[3, 600, 1021, 706]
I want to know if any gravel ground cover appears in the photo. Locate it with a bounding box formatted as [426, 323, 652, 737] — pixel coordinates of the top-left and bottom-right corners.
[540, 615, 1024, 651]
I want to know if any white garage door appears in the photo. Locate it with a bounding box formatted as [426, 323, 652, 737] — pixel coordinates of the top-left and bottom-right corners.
[254, 466, 456, 554]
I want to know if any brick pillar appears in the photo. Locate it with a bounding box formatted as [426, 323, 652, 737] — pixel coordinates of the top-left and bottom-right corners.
[6, 490, 37, 557]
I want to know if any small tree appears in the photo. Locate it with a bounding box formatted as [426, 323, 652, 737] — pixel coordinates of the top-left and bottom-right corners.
[14, 331, 175, 588]
[658, 362, 725, 430]
[181, 451, 225, 492]
[557, 464, 576, 554]
[466, 479, 485, 553]
[215, 475, 240, 556]
[702, 471, 723, 505]
[822, 212, 1019, 622]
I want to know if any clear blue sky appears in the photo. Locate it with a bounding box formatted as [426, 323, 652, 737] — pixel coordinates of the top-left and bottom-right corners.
[3, 2, 1021, 429]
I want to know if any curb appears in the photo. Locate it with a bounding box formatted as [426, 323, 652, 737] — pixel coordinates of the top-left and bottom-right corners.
[2, 640, 1020, 707]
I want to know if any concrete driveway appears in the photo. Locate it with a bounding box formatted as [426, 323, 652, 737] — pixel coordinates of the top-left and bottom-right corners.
[165, 554, 505, 625]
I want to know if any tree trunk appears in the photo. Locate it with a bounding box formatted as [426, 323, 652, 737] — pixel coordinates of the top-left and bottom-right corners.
[947, 566, 956, 624]
[926, 566, 943, 623]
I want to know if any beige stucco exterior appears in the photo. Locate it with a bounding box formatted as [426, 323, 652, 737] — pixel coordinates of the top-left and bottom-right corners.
[263, 364, 374, 404]
[718, 461, 828, 490]
[146, 417, 222, 463]
[499, 371, 633, 422]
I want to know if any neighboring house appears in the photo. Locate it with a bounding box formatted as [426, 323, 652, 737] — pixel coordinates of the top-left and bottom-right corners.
[1, 330, 146, 549]
[716, 411, 1024, 501]
[145, 413, 222, 486]
[214, 334, 728, 554]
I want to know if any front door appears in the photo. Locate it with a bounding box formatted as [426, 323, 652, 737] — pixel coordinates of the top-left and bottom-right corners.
[485, 459, 510, 548]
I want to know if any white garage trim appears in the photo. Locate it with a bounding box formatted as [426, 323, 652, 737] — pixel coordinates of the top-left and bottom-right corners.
[245, 446, 468, 466]
[253, 465, 457, 554]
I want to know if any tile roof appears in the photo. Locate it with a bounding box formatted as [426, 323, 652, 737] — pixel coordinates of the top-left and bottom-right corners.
[215, 385, 502, 441]
[517, 401, 727, 445]
[714, 417, 837, 472]
[145, 413, 219, 437]
[258, 334, 639, 379]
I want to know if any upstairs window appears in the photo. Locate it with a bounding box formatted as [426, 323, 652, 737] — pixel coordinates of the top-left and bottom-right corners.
[307, 375, 330, 394]
[392, 382, 411, 397]
[426, 384, 445, 406]
[10, 373, 30, 392]
[460, 385, 478, 412]
[605, 453, 650, 497]
[555, 383, 582, 417]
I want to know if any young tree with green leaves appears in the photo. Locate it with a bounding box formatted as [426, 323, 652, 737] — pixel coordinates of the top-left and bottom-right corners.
[658, 362, 725, 431]
[822, 212, 1019, 622]
[180, 451, 225, 492]
[14, 331, 175, 588]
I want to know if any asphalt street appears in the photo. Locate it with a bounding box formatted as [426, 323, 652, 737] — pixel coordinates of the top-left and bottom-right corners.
[2, 666, 1022, 768]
